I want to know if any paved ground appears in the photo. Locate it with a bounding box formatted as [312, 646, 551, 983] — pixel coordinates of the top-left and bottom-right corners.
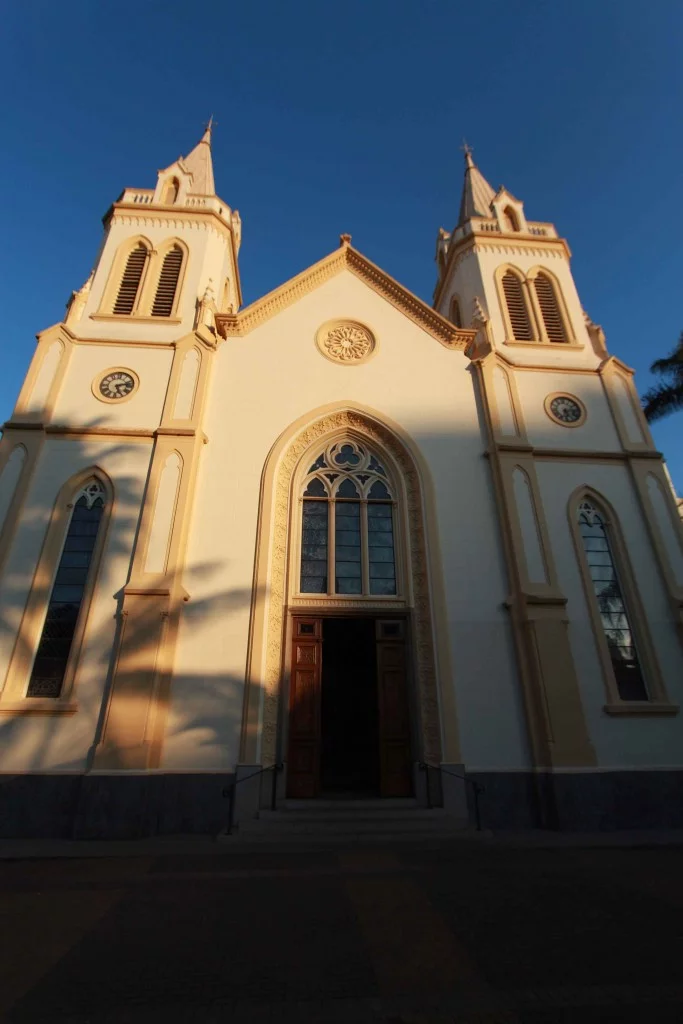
[2, 837, 683, 1022]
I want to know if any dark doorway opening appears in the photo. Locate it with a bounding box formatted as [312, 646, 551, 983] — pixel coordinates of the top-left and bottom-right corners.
[320, 617, 379, 795]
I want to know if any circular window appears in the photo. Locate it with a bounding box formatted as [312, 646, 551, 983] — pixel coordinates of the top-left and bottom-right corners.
[93, 368, 139, 403]
[315, 319, 376, 365]
[544, 392, 586, 427]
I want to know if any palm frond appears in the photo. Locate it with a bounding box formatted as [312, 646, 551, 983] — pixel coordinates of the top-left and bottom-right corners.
[650, 331, 683, 378]
[642, 382, 683, 422]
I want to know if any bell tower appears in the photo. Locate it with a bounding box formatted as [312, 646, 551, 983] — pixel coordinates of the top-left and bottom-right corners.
[67, 121, 242, 340]
[433, 146, 600, 366]
[431, 148, 676, 826]
[0, 125, 245, 763]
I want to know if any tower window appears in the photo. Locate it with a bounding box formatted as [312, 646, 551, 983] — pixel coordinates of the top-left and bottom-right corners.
[534, 273, 568, 343]
[300, 441, 397, 597]
[502, 206, 520, 232]
[450, 297, 462, 328]
[502, 271, 534, 341]
[162, 177, 180, 205]
[113, 243, 148, 315]
[152, 245, 184, 317]
[577, 500, 647, 701]
[27, 481, 106, 699]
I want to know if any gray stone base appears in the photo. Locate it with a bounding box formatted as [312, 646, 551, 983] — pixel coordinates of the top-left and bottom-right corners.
[3, 769, 683, 837]
[0, 772, 235, 839]
[466, 769, 683, 831]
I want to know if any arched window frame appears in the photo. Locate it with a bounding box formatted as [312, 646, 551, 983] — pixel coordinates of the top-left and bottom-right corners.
[294, 437, 405, 600]
[449, 295, 463, 328]
[567, 488, 670, 711]
[501, 206, 520, 232]
[0, 468, 114, 712]
[495, 265, 539, 344]
[148, 238, 188, 320]
[161, 177, 180, 205]
[527, 267, 575, 345]
[99, 236, 153, 318]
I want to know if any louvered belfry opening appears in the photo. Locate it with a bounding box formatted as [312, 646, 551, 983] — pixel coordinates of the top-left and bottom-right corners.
[113, 243, 148, 315]
[450, 298, 462, 328]
[534, 273, 568, 343]
[502, 271, 534, 341]
[152, 246, 183, 317]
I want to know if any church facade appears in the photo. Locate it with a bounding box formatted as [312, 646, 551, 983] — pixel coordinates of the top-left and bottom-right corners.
[1, 128, 682, 837]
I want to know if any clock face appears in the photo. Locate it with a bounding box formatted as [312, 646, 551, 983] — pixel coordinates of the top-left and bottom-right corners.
[98, 371, 136, 401]
[549, 395, 583, 424]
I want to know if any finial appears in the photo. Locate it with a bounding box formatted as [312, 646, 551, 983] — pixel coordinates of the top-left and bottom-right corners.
[201, 116, 216, 144]
[339, 233, 352, 247]
[460, 139, 475, 167]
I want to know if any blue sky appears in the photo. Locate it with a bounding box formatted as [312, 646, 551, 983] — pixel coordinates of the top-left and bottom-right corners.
[1, 1, 681, 485]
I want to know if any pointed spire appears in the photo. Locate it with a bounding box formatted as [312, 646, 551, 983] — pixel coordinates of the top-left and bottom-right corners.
[457, 144, 496, 226]
[182, 120, 216, 196]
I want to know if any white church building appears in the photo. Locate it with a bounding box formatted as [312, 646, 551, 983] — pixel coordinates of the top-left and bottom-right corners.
[1, 127, 682, 837]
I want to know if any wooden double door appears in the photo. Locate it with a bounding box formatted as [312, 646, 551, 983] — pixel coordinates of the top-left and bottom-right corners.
[287, 615, 412, 799]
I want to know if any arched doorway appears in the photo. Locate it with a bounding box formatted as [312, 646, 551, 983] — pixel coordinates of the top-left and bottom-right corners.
[240, 407, 456, 801]
[289, 437, 409, 797]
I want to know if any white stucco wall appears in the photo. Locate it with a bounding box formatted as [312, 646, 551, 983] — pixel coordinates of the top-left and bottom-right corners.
[165, 269, 529, 771]
[536, 459, 683, 768]
[51, 344, 173, 429]
[0, 440, 152, 771]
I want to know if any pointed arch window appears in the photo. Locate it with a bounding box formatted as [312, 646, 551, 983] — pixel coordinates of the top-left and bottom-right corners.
[502, 270, 534, 341]
[162, 177, 180, 205]
[577, 500, 647, 701]
[502, 206, 520, 232]
[449, 297, 462, 328]
[300, 441, 397, 596]
[152, 245, 184, 317]
[534, 273, 568, 343]
[27, 480, 106, 699]
[113, 243, 149, 315]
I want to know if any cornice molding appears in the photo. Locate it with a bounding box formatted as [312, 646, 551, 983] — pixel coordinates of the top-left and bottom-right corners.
[434, 231, 570, 309]
[109, 205, 233, 242]
[491, 443, 663, 461]
[216, 245, 477, 350]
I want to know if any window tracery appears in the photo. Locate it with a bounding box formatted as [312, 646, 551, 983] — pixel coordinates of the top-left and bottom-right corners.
[577, 499, 647, 701]
[300, 441, 397, 596]
[27, 478, 106, 699]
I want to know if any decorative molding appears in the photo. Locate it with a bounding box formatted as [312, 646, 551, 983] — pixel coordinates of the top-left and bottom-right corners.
[109, 207, 234, 242]
[260, 409, 443, 767]
[290, 597, 406, 609]
[433, 232, 570, 308]
[603, 702, 679, 717]
[315, 319, 376, 364]
[89, 314, 182, 326]
[490, 443, 663, 462]
[216, 245, 477, 351]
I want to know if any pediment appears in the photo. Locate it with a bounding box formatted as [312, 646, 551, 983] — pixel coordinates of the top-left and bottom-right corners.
[215, 243, 476, 350]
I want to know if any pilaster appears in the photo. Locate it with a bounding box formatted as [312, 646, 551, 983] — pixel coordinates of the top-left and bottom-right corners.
[474, 356, 596, 824]
[94, 329, 215, 769]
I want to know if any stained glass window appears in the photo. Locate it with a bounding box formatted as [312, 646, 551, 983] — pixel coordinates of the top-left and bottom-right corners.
[27, 480, 106, 699]
[578, 500, 647, 701]
[299, 441, 396, 596]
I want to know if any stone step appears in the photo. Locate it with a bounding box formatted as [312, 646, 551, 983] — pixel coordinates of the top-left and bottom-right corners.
[283, 798, 419, 811]
[222, 829, 481, 845]
[254, 808, 453, 824]
[237, 812, 469, 836]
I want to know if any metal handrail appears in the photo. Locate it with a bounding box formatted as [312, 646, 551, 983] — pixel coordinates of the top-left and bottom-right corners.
[418, 761, 484, 831]
[222, 762, 284, 835]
